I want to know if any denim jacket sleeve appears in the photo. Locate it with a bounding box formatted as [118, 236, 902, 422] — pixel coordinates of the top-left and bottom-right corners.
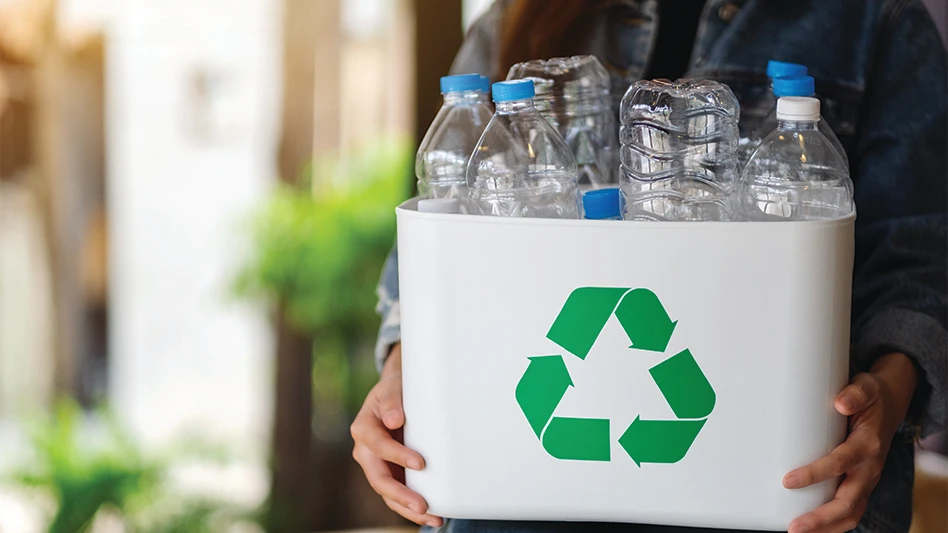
[374, 245, 402, 371]
[849, 0, 948, 438]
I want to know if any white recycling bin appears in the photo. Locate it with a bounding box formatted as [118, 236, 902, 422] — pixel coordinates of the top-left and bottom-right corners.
[396, 198, 854, 531]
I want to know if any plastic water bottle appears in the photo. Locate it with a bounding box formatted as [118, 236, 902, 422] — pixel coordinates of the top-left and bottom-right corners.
[619, 79, 740, 221]
[416, 74, 494, 199]
[745, 76, 848, 171]
[582, 188, 621, 220]
[738, 61, 808, 164]
[741, 96, 854, 220]
[479, 75, 492, 104]
[466, 79, 581, 218]
[767, 60, 807, 80]
[507, 56, 618, 187]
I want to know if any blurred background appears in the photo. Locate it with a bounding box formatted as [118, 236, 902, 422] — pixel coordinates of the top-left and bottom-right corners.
[0, 0, 492, 531]
[0, 1, 945, 533]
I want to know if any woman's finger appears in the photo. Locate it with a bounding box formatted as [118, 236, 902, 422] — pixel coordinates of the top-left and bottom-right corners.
[783, 438, 870, 489]
[375, 375, 406, 431]
[787, 498, 866, 533]
[788, 465, 874, 533]
[383, 496, 444, 528]
[835, 373, 880, 416]
[351, 410, 424, 470]
[354, 444, 429, 513]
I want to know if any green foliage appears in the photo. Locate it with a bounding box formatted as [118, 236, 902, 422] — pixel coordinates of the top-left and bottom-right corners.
[12, 400, 252, 533]
[233, 138, 411, 423]
[14, 400, 159, 533]
[233, 138, 411, 339]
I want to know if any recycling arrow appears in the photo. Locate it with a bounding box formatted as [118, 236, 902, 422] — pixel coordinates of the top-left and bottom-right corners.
[515, 287, 715, 466]
[618, 417, 706, 466]
[543, 417, 610, 461]
[615, 288, 677, 353]
[649, 349, 716, 419]
[514, 355, 573, 438]
[546, 287, 628, 360]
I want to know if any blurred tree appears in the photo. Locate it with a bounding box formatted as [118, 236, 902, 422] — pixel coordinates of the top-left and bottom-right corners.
[235, 138, 411, 531]
[269, 0, 341, 528]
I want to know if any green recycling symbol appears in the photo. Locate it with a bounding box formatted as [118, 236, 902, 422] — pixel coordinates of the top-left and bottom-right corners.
[515, 288, 716, 465]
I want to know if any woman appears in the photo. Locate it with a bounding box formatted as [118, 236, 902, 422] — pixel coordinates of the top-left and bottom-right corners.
[351, 1, 947, 532]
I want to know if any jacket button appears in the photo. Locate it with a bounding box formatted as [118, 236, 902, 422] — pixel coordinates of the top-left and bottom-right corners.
[718, 3, 739, 22]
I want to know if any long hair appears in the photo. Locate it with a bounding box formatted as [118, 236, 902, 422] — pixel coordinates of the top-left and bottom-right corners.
[496, 0, 607, 79]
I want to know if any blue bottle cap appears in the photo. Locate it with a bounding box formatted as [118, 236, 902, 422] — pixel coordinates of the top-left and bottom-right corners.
[492, 80, 535, 102]
[773, 75, 815, 97]
[582, 188, 621, 220]
[479, 75, 491, 93]
[766, 60, 807, 79]
[440, 74, 483, 94]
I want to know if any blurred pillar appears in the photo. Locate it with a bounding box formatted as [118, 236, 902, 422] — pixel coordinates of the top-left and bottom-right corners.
[412, 0, 463, 146]
[311, 1, 342, 161]
[272, 0, 340, 531]
[30, 0, 79, 399]
[278, 0, 340, 184]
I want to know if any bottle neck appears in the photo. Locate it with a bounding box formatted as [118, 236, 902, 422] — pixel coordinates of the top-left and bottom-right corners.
[493, 98, 536, 114]
[774, 92, 816, 99]
[443, 90, 485, 106]
[777, 118, 819, 131]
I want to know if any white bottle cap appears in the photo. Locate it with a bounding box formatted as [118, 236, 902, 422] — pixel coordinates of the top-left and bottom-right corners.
[776, 96, 821, 121]
[417, 198, 460, 214]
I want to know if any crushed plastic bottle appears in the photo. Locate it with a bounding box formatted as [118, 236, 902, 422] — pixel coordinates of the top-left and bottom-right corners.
[415, 74, 493, 199]
[619, 78, 741, 221]
[741, 96, 854, 220]
[507, 56, 617, 187]
[466, 79, 581, 218]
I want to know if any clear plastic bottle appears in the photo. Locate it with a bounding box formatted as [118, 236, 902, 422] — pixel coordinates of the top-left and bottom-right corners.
[507, 56, 618, 187]
[582, 188, 621, 220]
[738, 61, 808, 164]
[478, 75, 492, 104]
[745, 76, 848, 171]
[415, 74, 494, 199]
[741, 97, 854, 220]
[466, 79, 581, 218]
[619, 78, 741, 221]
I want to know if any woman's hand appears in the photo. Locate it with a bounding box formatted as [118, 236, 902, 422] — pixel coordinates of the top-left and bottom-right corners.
[351, 343, 444, 527]
[784, 352, 919, 533]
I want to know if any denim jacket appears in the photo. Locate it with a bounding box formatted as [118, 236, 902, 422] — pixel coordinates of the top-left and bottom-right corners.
[375, 1, 947, 531]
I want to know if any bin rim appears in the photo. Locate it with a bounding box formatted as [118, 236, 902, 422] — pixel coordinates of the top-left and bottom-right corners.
[396, 197, 857, 230]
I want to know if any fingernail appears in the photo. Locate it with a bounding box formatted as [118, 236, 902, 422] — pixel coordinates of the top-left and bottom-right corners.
[839, 397, 856, 412]
[408, 503, 420, 513]
[784, 474, 800, 489]
[383, 410, 399, 427]
[408, 458, 423, 470]
[427, 519, 442, 527]
[789, 522, 809, 533]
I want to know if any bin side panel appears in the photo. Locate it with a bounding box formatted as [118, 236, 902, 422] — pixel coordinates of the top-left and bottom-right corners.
[398, 204, 854, 531]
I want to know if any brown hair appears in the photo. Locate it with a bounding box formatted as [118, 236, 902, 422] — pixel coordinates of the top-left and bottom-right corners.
[496, 0, 607, 79]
